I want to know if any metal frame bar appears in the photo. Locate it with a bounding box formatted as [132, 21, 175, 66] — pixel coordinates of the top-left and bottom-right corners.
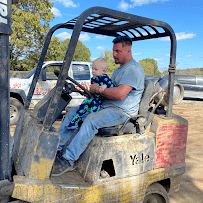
[0, 0, 12, 183]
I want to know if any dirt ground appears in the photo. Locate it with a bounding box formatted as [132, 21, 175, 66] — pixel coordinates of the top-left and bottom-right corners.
[169, 99, 203, 203]
[10, 99, 203, 202]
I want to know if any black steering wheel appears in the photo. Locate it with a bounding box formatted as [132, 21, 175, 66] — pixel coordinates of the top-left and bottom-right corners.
[54, 70, 91, 97]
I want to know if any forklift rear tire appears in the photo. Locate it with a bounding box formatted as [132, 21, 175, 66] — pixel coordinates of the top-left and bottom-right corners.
[10, 97, 23, 125]
[143, 183, 170, 203]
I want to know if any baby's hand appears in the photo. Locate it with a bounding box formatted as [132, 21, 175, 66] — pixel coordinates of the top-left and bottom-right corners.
[98, 84, 107, 93]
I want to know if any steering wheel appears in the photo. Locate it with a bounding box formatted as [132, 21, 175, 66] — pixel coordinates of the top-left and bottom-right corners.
[54, 70, 91, 97]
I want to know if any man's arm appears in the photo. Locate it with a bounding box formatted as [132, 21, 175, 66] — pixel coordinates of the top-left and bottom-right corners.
[90, 83, 133, 100]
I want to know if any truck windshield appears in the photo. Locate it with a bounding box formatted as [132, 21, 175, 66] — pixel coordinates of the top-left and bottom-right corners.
[24, 68, 36, 79]
[72, 64, 91, 80]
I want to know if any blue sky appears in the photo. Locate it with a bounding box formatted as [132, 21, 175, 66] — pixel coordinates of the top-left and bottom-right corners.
[49, 0, 203, 72]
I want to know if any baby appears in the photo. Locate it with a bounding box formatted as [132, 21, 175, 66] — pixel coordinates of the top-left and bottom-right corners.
[66, 58, 115, 129]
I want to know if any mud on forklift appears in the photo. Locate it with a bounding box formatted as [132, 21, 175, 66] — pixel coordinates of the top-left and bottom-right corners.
[0, 6, 187, 203]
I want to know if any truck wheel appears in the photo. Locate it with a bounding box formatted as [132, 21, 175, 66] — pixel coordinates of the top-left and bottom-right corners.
[143, 183, 170, 203]
[10, 97, 23, 125]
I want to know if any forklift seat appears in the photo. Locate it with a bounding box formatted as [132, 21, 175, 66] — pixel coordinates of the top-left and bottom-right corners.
[97, 80, 155, 137]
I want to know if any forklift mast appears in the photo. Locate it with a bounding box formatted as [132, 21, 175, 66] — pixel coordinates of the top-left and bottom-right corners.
[0, 0, 12, 182]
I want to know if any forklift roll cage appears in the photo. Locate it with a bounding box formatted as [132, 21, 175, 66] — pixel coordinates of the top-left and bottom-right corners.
[26, 6, 177, 131]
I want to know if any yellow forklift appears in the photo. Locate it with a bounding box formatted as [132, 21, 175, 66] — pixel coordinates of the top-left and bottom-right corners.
[0, 5, 187, 203]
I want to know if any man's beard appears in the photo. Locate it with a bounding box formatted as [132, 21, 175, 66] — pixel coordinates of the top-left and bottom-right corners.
[114, 58, 119, 64]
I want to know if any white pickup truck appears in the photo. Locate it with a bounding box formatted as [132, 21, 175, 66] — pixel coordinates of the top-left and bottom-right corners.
[10, 61, 92, 125]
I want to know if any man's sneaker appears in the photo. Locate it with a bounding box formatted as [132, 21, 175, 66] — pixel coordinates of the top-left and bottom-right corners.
[51, 156, 76, 177]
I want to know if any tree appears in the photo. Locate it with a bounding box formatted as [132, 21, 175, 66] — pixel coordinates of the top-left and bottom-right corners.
[45, 36, 63, 62]
[45, 38, 91, 72]
[10, 0, 54, 70]
[73, 40, 91, 62]
[138, 58, 161, 75]
[45, 38, 91, 62]
[100, 50, 119, 73]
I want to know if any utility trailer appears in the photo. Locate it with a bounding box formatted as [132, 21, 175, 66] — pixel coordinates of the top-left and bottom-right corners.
[0, 6, 187, 203]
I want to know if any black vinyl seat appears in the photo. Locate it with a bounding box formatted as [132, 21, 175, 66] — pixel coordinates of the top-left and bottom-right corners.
[97, 80, 155, 137]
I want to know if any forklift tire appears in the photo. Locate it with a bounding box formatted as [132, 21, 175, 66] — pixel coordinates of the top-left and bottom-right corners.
[10, 97, 23, 125]
[143, 183, 170, 203]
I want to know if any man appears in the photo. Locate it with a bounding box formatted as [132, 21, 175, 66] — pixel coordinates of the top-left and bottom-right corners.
[51, 36, 145, 176]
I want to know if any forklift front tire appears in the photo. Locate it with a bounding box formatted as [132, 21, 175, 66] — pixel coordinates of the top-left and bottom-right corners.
[10, 97, 23, 125]
[143, 183, 170, 203]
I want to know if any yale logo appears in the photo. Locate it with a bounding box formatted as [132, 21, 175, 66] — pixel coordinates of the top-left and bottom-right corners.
[0, 0, 8, 24]
[130, 153, 151, 165]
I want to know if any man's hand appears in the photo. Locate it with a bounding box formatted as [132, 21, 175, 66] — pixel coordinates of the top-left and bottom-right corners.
[90, 83, 99, 94]
[90, 84, 107, 94]
[98, 84, 107, 93]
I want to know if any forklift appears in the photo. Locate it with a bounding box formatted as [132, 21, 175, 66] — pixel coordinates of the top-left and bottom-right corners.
[0, 5, 187, 203]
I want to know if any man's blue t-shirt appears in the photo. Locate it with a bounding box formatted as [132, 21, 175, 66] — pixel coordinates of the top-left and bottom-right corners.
[102, 59, 145, 117]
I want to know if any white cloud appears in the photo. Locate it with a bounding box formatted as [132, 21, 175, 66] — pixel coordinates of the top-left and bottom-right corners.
[159, 32, 196, 41]
[176, 32, 196, 41]
[79, 33, 90, 42]
[186, 55, 193, 58]
[55, 32, 71, 40]
[55, 32, 90, 42]
[97, 46, 106, 51]
[155, 58, 164, 61]
[118, 0, 131, 11]
[164, 54, 170, 57]
[118, 0, 169, 10]
[131, 0, 169, 6]
[159, 37, 169, 41]
[51, 7, 61, 17]
[55, 0, 78, 8]
[133, 52, 142, 56]
[91, 57, 97, 61]
[95, 35, 106, 40]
